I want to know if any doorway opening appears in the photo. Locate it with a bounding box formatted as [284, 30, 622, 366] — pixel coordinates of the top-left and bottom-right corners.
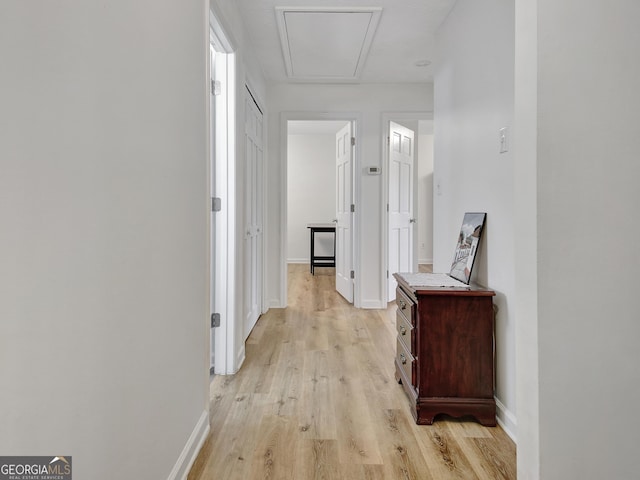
[281, 114, 361, 308]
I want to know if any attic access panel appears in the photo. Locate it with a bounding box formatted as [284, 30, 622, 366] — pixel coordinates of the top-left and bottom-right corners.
[275, 7, 382, 82]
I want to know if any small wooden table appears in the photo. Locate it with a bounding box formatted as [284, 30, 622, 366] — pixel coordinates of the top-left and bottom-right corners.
[306, 223, 336, 275]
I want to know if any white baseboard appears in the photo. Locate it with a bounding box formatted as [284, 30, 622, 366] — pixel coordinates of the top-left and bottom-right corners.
[418, 258, 433, 265]
[236, 344, 246, 372]
[167, 409, 210, 480]
[287, 258, 308, 264]
[495, 396, 517, 444]
[360, 299, 386, 309]
[268, 298, 284, 309]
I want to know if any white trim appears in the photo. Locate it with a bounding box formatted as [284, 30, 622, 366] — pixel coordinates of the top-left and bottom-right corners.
[280, 111, 363, 309]
[236, 344, 246, 372]
[287, 258, 308, 264]
[209, 12, 237, 375]
[209, 5, 236, 51]
[418, 258, 434, 265]
[381, 112, 433, 304]
[206, 15, 213, 376]
[166, 410, 210, 480]
[360, 299, 386, 309]
[223, 53, 237, 374]
[495, 396, 517, 444]
[268, 298, 281, 309]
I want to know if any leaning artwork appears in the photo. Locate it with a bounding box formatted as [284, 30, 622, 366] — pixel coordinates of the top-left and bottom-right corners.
[449, 212, 486, 284]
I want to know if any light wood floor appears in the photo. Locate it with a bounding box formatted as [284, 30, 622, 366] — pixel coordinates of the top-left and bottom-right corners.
[188, 264, 515, 480]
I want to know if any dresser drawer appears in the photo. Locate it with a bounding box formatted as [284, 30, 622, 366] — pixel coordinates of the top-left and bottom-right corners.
[396, 287, 416, 326]
[396, 310, 415, 355]
[396, 337, 416, 388]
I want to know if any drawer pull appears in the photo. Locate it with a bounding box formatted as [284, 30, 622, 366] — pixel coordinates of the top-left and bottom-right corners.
[400, 353, 407, 365]
[400, 326, 407, 336]
[399, 300, 407, 310]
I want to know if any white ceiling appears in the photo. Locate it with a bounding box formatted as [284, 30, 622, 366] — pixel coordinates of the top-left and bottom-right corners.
[236, 0, 458, 84]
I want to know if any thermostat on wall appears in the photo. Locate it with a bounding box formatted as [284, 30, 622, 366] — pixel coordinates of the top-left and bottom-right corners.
[366, 166, 381, 175]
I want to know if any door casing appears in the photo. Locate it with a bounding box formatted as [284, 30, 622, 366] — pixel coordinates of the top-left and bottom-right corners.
[209, 10, 237, 375]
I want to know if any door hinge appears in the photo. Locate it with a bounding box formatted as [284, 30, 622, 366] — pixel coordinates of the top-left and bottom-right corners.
[211, 80, 221, 96]
[212, 197, 222, 212]
[350, 204, 355, 213]
[386, 270, 389, 278]
[386, 203, 389, 212]
[351, 136, 356, 147]
[211, 313, 221, 328]
[350, 270, 355, 279]
[387, 136, 390, 145]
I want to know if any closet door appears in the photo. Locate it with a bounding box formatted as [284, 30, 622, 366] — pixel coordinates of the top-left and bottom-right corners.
[244, 88, 263, 339]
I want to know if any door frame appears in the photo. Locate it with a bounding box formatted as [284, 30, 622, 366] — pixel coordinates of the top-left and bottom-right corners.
[280, 111, 362, 308]
[381, 111, 433, 303]
[209, 10, 237, 375]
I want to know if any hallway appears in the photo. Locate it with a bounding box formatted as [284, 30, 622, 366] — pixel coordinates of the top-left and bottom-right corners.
[189, 264, 515, 479]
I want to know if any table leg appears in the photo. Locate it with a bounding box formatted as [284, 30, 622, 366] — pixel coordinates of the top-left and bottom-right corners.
[310, 229, 315, 275]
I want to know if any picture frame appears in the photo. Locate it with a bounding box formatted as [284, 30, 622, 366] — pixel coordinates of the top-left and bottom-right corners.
[449, 212, 486, 284]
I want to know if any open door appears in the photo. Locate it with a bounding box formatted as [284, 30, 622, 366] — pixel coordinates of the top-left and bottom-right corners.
[388, 121, 415, 301]
[335, 122, 353, 303]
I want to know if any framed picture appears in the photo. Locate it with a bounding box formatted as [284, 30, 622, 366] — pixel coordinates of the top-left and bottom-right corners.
[449, 212, 486, 284]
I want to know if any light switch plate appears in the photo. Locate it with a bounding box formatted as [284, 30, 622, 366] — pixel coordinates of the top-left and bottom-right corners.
[499, 127, 508, 153]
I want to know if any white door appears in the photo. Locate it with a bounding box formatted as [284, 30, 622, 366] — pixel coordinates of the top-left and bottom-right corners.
[244, 89, 263, 338]
[335, 123, 353, 303]
[388, 121, 415, 301]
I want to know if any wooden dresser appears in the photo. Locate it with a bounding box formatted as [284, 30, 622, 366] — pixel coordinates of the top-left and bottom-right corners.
[393, 273, 496, 426]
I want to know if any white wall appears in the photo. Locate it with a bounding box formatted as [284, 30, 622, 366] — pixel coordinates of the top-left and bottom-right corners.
[534, 1, 640, 479]
[0, 1, 209, 479]
[287, 134, 337, 262]
[435, 0, 517, 438]
[514, 0, 540, 476]
[417, 122, 434, 264]
[266, 84, 433, 309]
[440, 1, 640, 477]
